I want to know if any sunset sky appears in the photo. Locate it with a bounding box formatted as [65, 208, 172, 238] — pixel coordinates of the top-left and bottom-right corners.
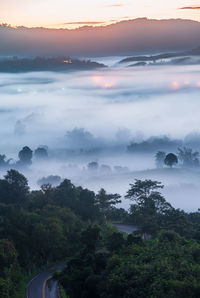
[1, 0, 200, 28]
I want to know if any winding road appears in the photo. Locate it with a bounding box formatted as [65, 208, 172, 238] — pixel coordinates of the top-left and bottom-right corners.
[26, 263, 65, 298]
[26, 224, 137, 298]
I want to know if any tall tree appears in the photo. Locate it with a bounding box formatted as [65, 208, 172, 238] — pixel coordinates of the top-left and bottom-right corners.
[177, 147, 199, 168]
[18, 146, 33, 166]
[164, 153, 178, 168]
[126, 179, 173, 235]
[34, 147, 48, 160]
[3, 169, 29, 204]
[95, 189, 121, 219]
[155, 151, 166, 168]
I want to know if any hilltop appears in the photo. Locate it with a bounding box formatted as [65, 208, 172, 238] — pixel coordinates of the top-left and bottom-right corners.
[1, 18, 200, 57]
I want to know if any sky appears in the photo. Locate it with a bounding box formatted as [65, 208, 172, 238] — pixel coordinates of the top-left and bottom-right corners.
[0, 0, 200, 29]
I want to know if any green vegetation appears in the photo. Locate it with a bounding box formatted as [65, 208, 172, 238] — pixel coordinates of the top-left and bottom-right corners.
[60, 285, 69, 298]
[57, 231, 200, 298]
[2, 169, 200, 297]
[0, 169, 120, 297]
[56, 179, 200, 298]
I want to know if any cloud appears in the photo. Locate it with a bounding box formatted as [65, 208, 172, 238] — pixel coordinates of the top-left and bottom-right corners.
[179, 6, 200, 10]
[104, 3, 127, 7]
[60, 21, 105, 25]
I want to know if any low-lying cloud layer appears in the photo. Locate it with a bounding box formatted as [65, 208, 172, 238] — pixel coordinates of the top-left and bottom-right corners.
[1, 64, 200, 211]
[1, 64, 200, 152]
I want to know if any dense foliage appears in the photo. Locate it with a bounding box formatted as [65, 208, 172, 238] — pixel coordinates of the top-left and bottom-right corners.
[57, 179, 200, 298]
[0, 169, 119, 297]
[2, 170, 200, 297]
[58, 231, 200, 298]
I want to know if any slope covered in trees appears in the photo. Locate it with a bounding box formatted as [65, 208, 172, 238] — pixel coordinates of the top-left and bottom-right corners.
[56, 180, 200, 298]
[0, 169, 120, 297]
[1, 171, 200, 297]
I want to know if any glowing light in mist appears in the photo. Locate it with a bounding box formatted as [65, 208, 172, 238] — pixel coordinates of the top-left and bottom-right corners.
[91, 75, 116, 89]
[171, 81, 181, 90]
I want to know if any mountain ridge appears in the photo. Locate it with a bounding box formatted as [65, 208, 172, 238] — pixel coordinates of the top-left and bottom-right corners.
[1, 18, 200, 57]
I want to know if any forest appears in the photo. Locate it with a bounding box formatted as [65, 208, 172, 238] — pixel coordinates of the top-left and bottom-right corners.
[0, 57, 105, 73]
[1, 169, 200, 297]
[2, 1, 200, 297]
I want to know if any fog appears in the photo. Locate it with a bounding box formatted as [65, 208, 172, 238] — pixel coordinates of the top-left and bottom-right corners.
[1, 64, 200, 211]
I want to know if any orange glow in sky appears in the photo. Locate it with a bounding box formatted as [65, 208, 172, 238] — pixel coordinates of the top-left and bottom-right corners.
[0, 0, 200, 28]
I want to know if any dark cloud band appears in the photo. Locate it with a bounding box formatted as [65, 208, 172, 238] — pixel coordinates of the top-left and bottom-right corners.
[179, 6, 200, 10]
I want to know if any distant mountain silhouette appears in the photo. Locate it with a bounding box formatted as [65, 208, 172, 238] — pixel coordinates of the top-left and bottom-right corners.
[119, 46, 200, 63]
[0, 57, 105, 73]
[1, 18, 200, 57]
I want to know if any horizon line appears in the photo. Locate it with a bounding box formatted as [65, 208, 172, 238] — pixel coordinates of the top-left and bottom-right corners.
[1, 17, 200, 30]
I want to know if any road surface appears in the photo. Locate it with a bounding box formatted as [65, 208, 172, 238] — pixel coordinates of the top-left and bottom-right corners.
[114, 224, 138, 234]
[26, 263, 65, 298]
[45, 279, 60, 298]
[26, 224, 137, 297]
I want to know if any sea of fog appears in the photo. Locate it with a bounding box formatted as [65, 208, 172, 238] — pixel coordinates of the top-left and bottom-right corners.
[1, 64, 200, 211]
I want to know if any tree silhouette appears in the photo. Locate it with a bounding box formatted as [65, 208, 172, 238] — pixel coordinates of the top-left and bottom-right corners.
[34, 147, 48, 160]
[18, 146, 33, 166]
[126, 179, 173, 235]
[155, 151, 166, 168]
[88, 161, 99, 171]
[2, 169, 29, 204]
[0, 154, 12, 168]
[95, 188, 121, 218]
[177, 147, 199, 168]
[164, 153, 178, 168]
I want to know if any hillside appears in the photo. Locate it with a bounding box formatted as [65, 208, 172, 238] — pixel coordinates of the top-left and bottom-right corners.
[1, 18, 200, 57]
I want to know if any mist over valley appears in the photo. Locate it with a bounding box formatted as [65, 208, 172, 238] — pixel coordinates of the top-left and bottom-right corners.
[1, 62, 200, 211]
